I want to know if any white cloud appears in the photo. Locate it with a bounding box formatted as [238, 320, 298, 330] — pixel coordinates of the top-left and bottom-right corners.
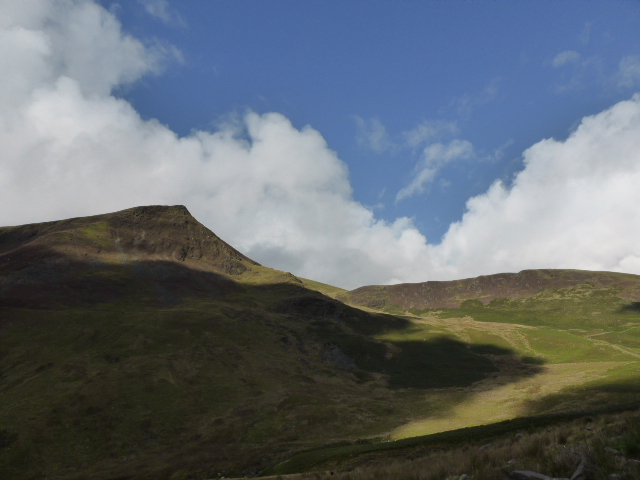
[0, 0, 433, 289]
[484, 139, 514, 164]
[617, 55, 640, 89]
[403, 120, 459, 148]
[579, 22, 592, 46]
[396, 140, 474, 202]
[3, 0, 640, 291]
[139, 0, 171, 23]
[550, 53, 605, 94]
[552, 50, 581, 67]
[446, 77, 501, 119]
[354, 116, 394, 153]
[138, 0, 186, 27]
[425, 94, 640, 281]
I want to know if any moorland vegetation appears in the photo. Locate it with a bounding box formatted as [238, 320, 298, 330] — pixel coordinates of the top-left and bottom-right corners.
[2, 206, 640, 479]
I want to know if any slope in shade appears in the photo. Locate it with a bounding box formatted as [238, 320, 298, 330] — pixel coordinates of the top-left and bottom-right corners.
[0, 205, 543, 479]
[0, 205, 259, 307]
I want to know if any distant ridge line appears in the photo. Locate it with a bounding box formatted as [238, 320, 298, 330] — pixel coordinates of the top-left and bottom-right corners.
[340, 269, 640, 310]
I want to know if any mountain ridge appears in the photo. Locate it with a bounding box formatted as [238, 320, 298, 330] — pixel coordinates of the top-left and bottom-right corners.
[2, 206, 640, 479]
[3, 206, 512, 478]
[339, 268, 640, 311]
[0, 204, 259, 273]
[0, 205, 285, 308]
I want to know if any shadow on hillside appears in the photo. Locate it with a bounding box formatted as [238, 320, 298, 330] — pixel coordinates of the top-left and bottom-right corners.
[364, 338, 512, 389]
[0, 247, 556, 479]
[0, 244, 241, 308]
[618, 302, 640, 313]
[0, 246, 546, 393]
[247, 281, 544, 389]
[2, 250, 548, 392]
[523, 375, 640, 418]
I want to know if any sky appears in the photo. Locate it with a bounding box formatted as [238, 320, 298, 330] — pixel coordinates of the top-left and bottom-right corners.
[2, 0, 640, 289]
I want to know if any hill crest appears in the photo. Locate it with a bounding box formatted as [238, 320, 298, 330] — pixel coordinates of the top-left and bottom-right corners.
[339, 268, 640, 310]
[0, 205, 277, 308]
[0, 205, 259, 274]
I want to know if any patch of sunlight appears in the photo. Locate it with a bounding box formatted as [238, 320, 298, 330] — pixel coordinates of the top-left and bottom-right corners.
[391, 361, 634, 440]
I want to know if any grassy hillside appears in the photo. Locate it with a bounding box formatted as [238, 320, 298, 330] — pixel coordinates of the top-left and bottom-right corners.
[2, 283, 533, 479]
[260, 404, 640, 479]
[255, 277, 640, 478]
[0, 206, 535, 479]
[338, 269, 640, 311]
[3, 206, 640, 479]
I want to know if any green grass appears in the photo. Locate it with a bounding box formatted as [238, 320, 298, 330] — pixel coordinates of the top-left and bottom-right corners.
[298, 277, 347, 297]
[5, 218, 640, 480]
[1, 278, 533, 479]
[429, 289, 637, 331]
[262, 401, 640, 476]
[524, 328, 633, 363]
[597, 327, 640, 349]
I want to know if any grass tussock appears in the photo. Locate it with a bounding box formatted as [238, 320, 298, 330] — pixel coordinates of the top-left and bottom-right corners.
[256, 409, 640, 480]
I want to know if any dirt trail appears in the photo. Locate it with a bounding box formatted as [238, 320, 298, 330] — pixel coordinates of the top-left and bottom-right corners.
[413, 315, 536, 354]
[585, 325, 640, 338]
[590, 340, 640, 359]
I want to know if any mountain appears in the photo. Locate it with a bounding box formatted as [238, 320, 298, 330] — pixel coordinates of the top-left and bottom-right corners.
[0, 204, 262, 308]
[2, 206, 640, 480]
[338, 269, 640, 311]
[0, 206, 519, 479]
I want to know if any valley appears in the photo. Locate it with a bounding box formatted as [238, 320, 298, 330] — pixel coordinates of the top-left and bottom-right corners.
[2, 206, 640, 479]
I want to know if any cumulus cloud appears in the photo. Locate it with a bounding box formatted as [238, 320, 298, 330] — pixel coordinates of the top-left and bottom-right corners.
[0, 0, 434, 289]
[396, 140, 474, 202]
[427, 94, 640, 280]
[552, 50, 581, 67]
[3, 0, 640, 290]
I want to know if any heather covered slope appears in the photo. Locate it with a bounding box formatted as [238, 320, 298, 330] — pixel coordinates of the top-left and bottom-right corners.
[338, 269, 640, 311]
[0, 205, 253, 270]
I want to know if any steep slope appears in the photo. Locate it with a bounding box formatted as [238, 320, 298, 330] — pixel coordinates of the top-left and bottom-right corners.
[0, 206, 529, 480]
[0, 204, 258, 270]
[0, 205, 264, 308]
[4, 207, 640, 479]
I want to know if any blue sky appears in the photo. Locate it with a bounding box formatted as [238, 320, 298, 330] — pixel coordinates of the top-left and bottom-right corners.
[2, 0, 640, 288]
[108, 0, 640, 240]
